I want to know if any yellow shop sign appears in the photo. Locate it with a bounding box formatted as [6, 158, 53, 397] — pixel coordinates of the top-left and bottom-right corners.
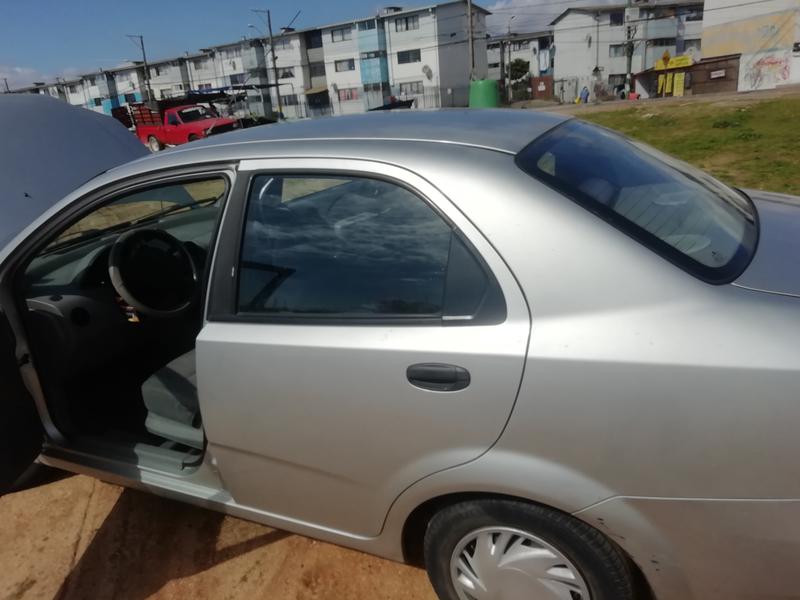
[655, 55, 693, 70]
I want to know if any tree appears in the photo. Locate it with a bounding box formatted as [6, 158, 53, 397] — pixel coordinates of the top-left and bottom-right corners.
[509, 59, 530, 82]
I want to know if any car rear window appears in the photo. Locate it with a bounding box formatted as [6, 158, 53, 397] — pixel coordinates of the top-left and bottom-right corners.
[515, 120, 758, 283]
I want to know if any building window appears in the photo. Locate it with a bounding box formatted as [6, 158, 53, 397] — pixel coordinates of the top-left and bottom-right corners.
[609, 44, 626, 57]
[86, 76, 96, 86]
[363, 82, 388, 92]
[124, 93, 137, 103]
[609, 10, 624, 26]
[279, 68, 295, 79]
[684, 39, 702, 52]
[238, 174, 454, 318]
[309, 62, 326, 77]
[608, 74, 626, 87]
[93, 98, 102, 107]
[68, 85, 77, 93]
[511, 40, 530, 51]
[337, 87, 359, 101]
[358, 20, 376, 31]
[150, 66, 162, 78]
[198, 83, 212, 90]
[360, 50, 386, 60]
[395, 15, 419, 32]
[331, 27, 352, 42]
[229, 73, 246, 85]
[224, 47, 242, 59]
[335, 58, 356, 72]
[399, 81, 423, 94]
[193, 58, 209, 70]
[684, 7, 704, 21]
[307, 30, 323, 49]
[648, 38, 677, 47]
[397, 49, 421, 64]
[488, 62, 500, 69]
[281, 94, 299, 106]
[274, 38, 291, 50]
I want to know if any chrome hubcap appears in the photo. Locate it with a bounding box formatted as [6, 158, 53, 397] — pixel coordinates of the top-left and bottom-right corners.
[449, 527, 591, 600]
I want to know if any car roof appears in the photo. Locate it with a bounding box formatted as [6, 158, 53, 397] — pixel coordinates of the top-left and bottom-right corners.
[167, 109, 569, 157]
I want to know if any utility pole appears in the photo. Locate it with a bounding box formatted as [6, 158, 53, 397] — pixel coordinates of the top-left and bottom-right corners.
[624, 0, 635, 95]
[506, 16, 515, 103]
[127, 35, 154, 103]
[252, 9, 283, 118]
[467, 0, 474, 79]
[2, 77, 10, 93]
[266, 10, 283, 117]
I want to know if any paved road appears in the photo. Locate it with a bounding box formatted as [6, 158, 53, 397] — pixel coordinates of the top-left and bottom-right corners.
[0, 470, 438, 600]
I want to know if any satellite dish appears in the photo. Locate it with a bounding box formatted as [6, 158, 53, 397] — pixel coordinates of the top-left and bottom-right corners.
[422, 64, 433, 80]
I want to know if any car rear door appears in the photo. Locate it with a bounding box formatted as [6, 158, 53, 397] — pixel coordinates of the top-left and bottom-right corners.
[196, 158, 530, 537]
[0, 308, 43, 493]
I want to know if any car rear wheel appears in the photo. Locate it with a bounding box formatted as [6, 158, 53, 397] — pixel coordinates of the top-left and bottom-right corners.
[147, 135, 162, 152]
[187, 134, 199, 142]
[423, 499, 635, 600]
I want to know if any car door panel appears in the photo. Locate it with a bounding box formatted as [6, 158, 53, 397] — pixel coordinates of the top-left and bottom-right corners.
[0, 308, 43, 493]
[198, 158, 530, 537]
[197, 320, 527, 536]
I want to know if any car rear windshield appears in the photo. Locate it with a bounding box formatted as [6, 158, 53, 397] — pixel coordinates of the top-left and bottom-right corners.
[515, 120, 758, 283]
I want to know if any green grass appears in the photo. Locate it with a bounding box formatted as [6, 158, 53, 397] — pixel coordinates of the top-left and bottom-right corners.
[579, 97, 800, 195]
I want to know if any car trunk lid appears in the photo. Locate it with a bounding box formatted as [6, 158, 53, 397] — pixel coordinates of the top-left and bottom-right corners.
[734, 189, 800, 298]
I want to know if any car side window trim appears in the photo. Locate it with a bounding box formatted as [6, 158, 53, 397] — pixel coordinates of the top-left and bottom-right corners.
[206, 169, 506, 326]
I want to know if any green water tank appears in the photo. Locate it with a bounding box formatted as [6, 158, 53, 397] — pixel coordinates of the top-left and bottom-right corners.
[468, 79, 499, 108]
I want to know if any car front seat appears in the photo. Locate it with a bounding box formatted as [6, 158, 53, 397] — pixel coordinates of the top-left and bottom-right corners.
[141, 350, 203, 449]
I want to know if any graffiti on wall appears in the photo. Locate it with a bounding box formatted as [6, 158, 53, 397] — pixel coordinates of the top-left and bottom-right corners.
[740, 50, 792, 90]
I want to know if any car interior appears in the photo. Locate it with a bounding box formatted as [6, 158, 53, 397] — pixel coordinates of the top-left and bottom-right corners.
[16, 176, 228, 473]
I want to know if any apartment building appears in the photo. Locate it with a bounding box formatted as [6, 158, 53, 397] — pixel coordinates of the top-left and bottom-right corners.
[146, 57, 191, 100]
[487, 31, 552, 81]
[551, 0, 704, 101]
[319, 2, 489, 115]
[11, 0, 488, 118]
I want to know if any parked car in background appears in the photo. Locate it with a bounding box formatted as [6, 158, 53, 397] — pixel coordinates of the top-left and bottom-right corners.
[124, 102, 240, 152]
[2, 94, 799, 600]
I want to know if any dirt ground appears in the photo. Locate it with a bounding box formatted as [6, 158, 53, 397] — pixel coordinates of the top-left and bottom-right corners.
[515, 83, 800, 115]
[0, 469, 438, 600]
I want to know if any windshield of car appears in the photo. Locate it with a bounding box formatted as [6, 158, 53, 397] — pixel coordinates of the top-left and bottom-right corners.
[515, 119, 757, 283]
[178, 106, 214, 122]
[45, 178, 226, 251]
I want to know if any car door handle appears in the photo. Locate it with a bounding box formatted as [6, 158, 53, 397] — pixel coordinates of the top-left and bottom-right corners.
[407, 363, 471, 392]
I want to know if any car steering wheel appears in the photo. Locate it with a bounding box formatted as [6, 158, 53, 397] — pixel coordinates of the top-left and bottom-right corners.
[108, 228, 199, 318]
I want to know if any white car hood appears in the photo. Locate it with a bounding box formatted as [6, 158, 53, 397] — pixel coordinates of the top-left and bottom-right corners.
[0, 94, 147, 251]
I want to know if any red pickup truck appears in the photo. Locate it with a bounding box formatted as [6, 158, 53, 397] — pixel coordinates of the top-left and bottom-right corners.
[129, 104, 240, 152]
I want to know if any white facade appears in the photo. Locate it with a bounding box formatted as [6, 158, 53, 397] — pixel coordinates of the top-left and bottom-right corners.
[147, 59, 190, 100]
[487, 32, 550, 82]
[321, 22, 364, 115]
[702, 0, 800, 91]
[552, 1, 704, 101]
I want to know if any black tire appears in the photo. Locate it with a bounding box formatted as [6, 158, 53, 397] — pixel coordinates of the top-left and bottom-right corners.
[187, 133, 199, 142]
[424, 499, 635, 600]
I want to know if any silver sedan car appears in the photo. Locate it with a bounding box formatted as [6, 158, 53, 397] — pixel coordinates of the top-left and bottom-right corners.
[2, 95, 799, 600]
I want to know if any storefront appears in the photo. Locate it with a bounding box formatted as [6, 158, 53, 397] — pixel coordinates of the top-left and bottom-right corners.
[634, 53, 694, 98]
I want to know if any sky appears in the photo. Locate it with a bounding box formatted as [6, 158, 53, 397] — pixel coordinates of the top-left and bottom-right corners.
[0, 0, 608, 89]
